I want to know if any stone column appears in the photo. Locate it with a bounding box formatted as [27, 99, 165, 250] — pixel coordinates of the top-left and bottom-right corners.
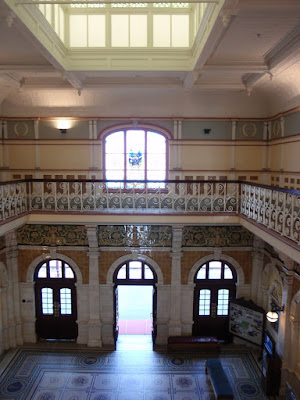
[168, 226, 183, 336]
[5, 230, 23, 346]
[251, 237, 264, 305]
[86, 226, 102, 347]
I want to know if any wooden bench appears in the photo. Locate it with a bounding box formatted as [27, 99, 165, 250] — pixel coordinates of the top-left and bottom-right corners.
[168, 336, 220, 351]
[206, 358, 234, 400]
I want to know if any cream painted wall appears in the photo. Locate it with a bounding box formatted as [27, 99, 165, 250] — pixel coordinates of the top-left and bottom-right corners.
[39, 143, 90, 170]
[235, 145, 264, 171]
[8, 144, 36, 169]
[282, 141, 300, 172]
[181, 143, 232, 170]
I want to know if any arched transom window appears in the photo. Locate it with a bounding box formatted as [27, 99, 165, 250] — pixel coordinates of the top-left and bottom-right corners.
[104, 129, 167, 188]
[114, 260, 157, 284]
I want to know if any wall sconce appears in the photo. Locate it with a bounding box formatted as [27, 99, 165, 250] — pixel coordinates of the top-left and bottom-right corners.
[57, 120, 70, 134]
[203, 128, 211, 134]
[266, 302, 284, 323]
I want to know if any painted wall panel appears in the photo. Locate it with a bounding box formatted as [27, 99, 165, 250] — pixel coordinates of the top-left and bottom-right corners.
[235, 146, 264, 170]
[39, 144, 90, 169]
[8, 144, 36, 169]
[285, 112, 300, 137]
[39, 120, 89, 139]
[283, 141, 300, 172]
[181, 144, 232, 170]
[182, 121, 232, 140]
[236, 121, 264, 140]
[7, 121, 35, 139]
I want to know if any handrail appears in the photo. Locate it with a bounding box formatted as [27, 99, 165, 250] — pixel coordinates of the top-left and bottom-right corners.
[0, 179, 299, 246]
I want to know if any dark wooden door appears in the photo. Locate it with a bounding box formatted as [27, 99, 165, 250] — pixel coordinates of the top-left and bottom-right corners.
[193, 285, 235, 339]
[35, 282, 78, 340]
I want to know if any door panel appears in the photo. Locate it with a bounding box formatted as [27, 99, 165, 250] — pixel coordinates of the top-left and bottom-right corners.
[193, 285, 235, 340]
[35, 283, 78, 340]
[152, 286, 157, 344]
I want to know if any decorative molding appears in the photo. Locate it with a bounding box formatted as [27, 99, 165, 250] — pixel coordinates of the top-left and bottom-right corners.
[182, 225, 253, 247]
[17, 224, 88, 246]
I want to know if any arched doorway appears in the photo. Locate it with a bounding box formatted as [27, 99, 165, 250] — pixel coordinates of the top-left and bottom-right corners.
[193, 260, 237, 340]
[34, 259, 78, 340]
[113, 260, 157, 345]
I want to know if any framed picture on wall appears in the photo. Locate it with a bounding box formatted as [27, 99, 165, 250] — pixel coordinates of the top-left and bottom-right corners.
[229, 298, 265, 346]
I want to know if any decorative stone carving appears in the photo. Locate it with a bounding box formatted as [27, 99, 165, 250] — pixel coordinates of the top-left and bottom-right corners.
[17, 224, 88, 246]
[182, 226, 253, 247]
[98, 225, 172, 247]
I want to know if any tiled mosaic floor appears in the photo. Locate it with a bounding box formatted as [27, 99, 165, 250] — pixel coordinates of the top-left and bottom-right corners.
[0, 341, 268, 400]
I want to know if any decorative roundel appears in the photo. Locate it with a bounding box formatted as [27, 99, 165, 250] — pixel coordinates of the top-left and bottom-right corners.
[78, 355, 102, 367]
[169, 357, 186, 367]
[4, 379, 27, 395]
[242, 122, 257, 137]
[14, 122, 29, 137]
[272, 120, 281, 137]
[237, 382, 259, 397]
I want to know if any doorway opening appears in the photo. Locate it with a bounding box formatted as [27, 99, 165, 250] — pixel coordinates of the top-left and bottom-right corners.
[113, 260, 157, 350]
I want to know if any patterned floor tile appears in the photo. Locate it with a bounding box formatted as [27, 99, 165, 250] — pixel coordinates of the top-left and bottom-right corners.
[61, 390, 89, 400]
[119, 374, 144, 391]
[117, 392, 144, 400]
[31, 389, 61, 400]
[93, 374, 119, 390]
[39, 372, 69, 389]
[172, 375, 197, 391]
[145, 392, 172, 400]
[89, 392, 117, 400]
[144, 374, 171, 391]
[66, 373, 93, 389]
[173, 391, 200, 400]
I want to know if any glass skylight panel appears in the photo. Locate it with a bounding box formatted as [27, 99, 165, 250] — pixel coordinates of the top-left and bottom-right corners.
[111, 15, 129, 46]
[130, 15, 147, 47]
[172, 15, 189, 47]
[153, 15, 171, 47]
[88, 15, 106, 47]
[70, 15, 88, 46]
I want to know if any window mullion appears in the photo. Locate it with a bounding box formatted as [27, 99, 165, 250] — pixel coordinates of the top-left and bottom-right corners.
[144, 130, 147, 182]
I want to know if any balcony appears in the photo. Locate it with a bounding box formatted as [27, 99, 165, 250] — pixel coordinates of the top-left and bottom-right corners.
[0, 179, 299, 247]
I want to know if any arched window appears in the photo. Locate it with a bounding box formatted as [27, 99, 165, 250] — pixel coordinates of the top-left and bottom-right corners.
[114, 260, 157, 283]
[104, 129, 167, 188]
[193, 260, 237, 340]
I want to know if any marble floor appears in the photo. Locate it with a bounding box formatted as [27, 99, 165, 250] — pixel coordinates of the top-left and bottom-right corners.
[0, 336, 268, 400]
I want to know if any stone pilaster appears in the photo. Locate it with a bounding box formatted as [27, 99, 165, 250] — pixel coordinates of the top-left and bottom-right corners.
[86, 225, 102, 347]
[168, 226, 183, 336]
[5, 230, 23, 346]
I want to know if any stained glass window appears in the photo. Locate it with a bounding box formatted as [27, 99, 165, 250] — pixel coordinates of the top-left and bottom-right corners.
[105, 129, 167, 188]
